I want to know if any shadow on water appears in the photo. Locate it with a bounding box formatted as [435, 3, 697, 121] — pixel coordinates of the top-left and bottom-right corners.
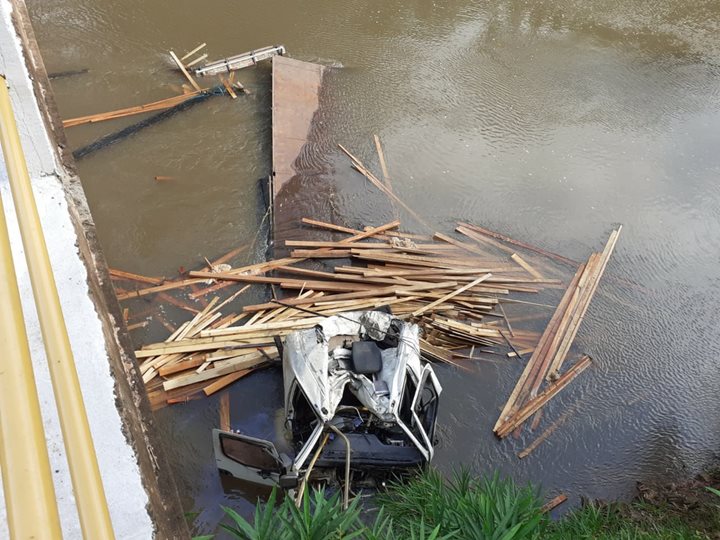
[26, 0, 720, 534]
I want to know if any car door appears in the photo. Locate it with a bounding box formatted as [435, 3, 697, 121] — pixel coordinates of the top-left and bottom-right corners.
[410, 365, 442, 456]
[212, 429, 285, 487]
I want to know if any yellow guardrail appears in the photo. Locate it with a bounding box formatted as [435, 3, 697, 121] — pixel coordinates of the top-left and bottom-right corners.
[0, 132, 62, 539]
[0, 77, 115, 539]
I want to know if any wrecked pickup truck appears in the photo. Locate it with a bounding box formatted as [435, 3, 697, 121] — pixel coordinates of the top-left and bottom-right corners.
[212, 310, 442, 490]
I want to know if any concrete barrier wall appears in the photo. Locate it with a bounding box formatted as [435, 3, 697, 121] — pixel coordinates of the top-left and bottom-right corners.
[0, 0, 190, 537]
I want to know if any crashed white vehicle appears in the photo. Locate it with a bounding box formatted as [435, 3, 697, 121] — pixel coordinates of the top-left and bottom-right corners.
[212, 310, 442, 490]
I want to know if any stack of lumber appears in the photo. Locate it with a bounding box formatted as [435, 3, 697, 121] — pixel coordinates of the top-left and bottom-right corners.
[113, 218, 620, 416]
[116, 219, 548, 405]
[138, 290, 279, 409]
[493, 226, 622, 438]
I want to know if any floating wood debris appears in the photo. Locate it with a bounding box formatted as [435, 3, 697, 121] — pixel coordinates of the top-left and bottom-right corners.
[114, 212, 620, 414]
[194, 45, 286, 77]
[70, 84, 246, 159]
[541, 494, 568, 513]
[169, 50, 202, 92]
[181, 42, 207, 62]
[493, 227, 621, 438]
[71, 92, 212, 159]
[63, 90, 208, 128]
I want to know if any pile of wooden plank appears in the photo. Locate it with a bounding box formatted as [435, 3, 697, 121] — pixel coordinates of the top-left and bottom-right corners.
[111, 132, 623, 460]
[493, 227, 622, 439]
[112, 215, 620, 417]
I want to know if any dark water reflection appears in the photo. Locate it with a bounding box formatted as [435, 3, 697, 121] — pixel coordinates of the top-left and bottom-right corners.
[27, 0, 720, 533]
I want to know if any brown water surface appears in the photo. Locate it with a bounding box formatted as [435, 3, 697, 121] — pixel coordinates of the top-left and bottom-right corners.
[27, 0, 720, 533]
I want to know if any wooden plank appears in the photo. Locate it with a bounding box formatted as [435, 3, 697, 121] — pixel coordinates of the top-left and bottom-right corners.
[274, 265, 419, 287]
[344, 220, 400, 242]
[62, 91, 204, 128]
[241, 281, 457, 313]
[279, 280, 378, 293]
[221, 77, 238, 99]
[181, 42, 207, 61]
[456, 225, 517, 257]
[434, 232, 489, 258]
[290, 249, 353, 258]
[135, 340, 264, 358]
[338, 144, 432, 231]
[419, 339, 470, 371]
[300, 217, 430, 242]
[511, 253, 544, 279]
[190, 270, 380, 293]
[219, 392, 230, 430]
[411, 274, 492, 316]
[300, 218, 359, 235]
[496, 356, 592, 437]
[363, 268, 514, 279]
[158, 354, 207, 377]
[545, 228, 621, 379]
[396, 290, 497, 305]
[430, 318, 502, 338]
[109, 268, 164, 285]
[141, 332, 271, 351]
[541, 495, 568, 513]
[518, 403, 577, 459]
[285, 240, 389, 249]
[460, 222, 578, 267]
[373, 134, 391, 191]
[351, 251, 476, 269]
[157, 292, 200, 314]
[201, 317, 324, 338]
[210, 244, 248, 266]
[170, 50, 202, 91]
[204, 369, 254, 396]
[493, 263, 586, 432]
[163, 355, 267, 391]
[127, 321, 149, 331]
[185, 53, 208, 68]
[527, 257, 597, 399]
[117, 277, 206, 300]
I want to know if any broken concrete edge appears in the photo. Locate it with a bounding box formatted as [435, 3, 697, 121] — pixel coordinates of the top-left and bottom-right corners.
[9, 1, 191, 538]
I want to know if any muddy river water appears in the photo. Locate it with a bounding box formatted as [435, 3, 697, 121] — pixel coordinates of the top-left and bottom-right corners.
[27, 0, 720, 533]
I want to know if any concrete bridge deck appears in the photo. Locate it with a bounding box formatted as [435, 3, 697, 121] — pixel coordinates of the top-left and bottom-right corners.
[0, 0, 186, 537]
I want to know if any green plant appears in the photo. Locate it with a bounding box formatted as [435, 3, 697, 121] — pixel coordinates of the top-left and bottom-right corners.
[547, 500, 711, 540]
[216, 487, 364, 540]
[219, 488, 283, 539]
[282, 488, 364, 539]
[364, 509, 456, 540]
[377, 468, 546, 540]
[195, 468, 720, 540]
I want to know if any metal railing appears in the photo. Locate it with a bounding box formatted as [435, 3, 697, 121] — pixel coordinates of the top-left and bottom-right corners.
[0, 76, 115, 539]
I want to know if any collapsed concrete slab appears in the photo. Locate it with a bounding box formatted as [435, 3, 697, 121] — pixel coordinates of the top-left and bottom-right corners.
[270, 56, 327, 250]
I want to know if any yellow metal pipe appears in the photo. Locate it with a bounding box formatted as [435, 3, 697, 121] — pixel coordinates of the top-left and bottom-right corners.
[0, 77, 115, 539]
[0, 167, 62, 538]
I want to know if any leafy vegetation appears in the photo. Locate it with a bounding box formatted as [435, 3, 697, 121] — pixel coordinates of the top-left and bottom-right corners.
[375, 469, 545, 539]
[547, 500, 717, 539]
[194, 468, 720, 540]
[205, 486, 451, 540]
